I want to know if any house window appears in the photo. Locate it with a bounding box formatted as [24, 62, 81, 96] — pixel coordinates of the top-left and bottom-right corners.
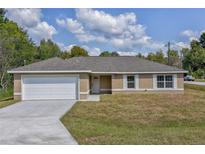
[157, 75, 173, 88]
[127, 75, 135, 88]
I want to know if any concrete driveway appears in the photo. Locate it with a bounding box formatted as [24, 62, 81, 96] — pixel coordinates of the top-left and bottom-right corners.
[0, 100, 77, 145]
[184, 81, 205, 86]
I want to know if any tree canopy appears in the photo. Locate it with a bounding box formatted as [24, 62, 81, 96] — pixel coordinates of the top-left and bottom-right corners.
[99, 51, 119, 56]
[147, 50, 167, 64]
[0, 9, 37, 89]
[59, 46, 89, 59]
[37, 39, 61, 60]
[70, 46, 89, 57]
[182, 35, 205, 78]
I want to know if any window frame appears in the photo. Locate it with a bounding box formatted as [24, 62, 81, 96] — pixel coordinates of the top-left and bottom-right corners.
[126, 75, 135, 89]
[154, 74, 176, 89]
[123, 74, 139, 90]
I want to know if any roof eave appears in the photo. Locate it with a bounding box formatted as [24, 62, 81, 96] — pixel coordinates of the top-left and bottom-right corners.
[92, 71, 188, 74]
[8, 70, 188, 74]
[7, 70, 92, 74]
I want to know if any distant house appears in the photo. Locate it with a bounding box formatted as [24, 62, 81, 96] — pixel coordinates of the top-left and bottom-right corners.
[8, 56, 187, 101]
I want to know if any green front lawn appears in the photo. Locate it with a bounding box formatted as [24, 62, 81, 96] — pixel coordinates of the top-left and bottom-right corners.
[61, 85, 205, 144]
[0, 88, 17, 109]
[0, 99, 17, 109]
[184, 83, 205, 92]
[195, 79, 205, 82]
[0, 88, 13, 100]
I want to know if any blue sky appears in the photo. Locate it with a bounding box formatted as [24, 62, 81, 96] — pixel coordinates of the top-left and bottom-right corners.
[6, 8, 205, 55]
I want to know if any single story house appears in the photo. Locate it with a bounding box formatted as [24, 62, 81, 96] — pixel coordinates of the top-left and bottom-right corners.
[8, 56, 187, 101]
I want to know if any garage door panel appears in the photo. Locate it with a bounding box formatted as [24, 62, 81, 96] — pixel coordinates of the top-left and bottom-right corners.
[22, 76, 78, 100]
[23, 77, 76, 84]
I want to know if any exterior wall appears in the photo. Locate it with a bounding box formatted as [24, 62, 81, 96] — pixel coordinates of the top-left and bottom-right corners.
[80, 94, 89, 100]
[14, 95, 21, 100]
[100, 76, 111, 94]
[139, 74, 153, 89]
[80, 73, 89, 100]
[177, 73, 184, 89]
[111, 74, 123, 89]
[112, 73, 184, 93]
[14, 74, 21, 101]
[12, 72, 184, 101]
[13, 73, 90, 101]
[112, 90, 184, 94]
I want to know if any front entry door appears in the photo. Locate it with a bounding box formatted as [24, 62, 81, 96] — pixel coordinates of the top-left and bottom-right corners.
[92, 76, 100, 94]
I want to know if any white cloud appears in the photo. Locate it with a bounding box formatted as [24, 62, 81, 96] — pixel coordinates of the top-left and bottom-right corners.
[6, 9, 57, 43]
[28, 22, 57, 41]
[181, 30, 198, 41]
[56, 43, 102, 56]
[6, 8, 42, 28]
[56, 18, 84, 34]
[76, 9, 137, 35]
[82, 45, 102, 56]
[173, 42, 190, 50]
[56, 17, 107, 43]
[117, 51, 137, 56]
[56, 18, 66, 27]
[57, 8, 163, 51]
[56, 42, 76, 51]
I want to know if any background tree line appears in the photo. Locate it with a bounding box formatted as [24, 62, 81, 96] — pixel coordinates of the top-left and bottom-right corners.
[0, 9, 89, 91]
[1, 8, 205, 92]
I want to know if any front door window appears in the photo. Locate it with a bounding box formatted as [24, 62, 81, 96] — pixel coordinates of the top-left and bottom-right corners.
[92, 76, 100, 93]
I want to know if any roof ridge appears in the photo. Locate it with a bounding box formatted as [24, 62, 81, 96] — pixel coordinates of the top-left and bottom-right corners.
[69, 56, 137, 58]
[9, 57, 65, 71]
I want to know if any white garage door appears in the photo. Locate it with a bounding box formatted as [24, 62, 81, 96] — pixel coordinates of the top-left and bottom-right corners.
[22, 75, 78, 100]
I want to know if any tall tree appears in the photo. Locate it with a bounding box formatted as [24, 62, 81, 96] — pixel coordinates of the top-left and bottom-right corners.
[182, 39, 205, 78]
[111, 51, 119, 56]
[199, 32, 205, 48]
[70, 46, 89, 57]
[37, 39, 61, 60]
[147, 50, 167, 64]
[59, 50, 71, 59]
[0, 8, 6, 23]
[136, 53, 145, 58]
[99, 51, 119, 56]
[99, 51, 111, 56]
[168, 50, 181, 67]
[0, 13, 37, 90]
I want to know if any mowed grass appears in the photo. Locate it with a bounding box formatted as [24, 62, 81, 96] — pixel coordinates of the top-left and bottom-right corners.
[185, 83, 205, 92]
[61, 86, 205, 144]
[0, 88, 17, 109]
[195, 79, 205, 82]
[0, 88, 13, 100]
[0, 99, 17, 109]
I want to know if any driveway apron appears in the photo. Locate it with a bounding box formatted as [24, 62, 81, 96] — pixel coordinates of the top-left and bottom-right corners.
[0, 100, 77, 145]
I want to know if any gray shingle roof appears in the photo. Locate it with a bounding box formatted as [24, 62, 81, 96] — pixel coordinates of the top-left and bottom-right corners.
[9, 56, 187, 73]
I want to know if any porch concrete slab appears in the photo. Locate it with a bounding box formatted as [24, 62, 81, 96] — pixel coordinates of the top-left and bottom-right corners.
[81, 95, 100, 101]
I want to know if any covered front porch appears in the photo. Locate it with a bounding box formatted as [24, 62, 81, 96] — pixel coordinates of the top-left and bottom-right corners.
[89, 74, 112, 94]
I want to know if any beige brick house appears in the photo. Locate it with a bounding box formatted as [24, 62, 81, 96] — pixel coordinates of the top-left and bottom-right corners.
[8, 56, 187, 101]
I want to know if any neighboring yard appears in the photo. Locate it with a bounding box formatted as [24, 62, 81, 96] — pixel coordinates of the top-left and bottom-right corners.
[61, 84, 205, 144]
[0, 88, 17, 109]
[195, 79, 205, 82]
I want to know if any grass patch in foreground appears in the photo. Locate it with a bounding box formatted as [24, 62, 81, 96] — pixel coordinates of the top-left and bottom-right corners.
[184, 83, 205, 92]
[0, 88, 13, 100]
[61, 86, 205, 144]
[0, 88, 16, 108]
[0, 99, 17, 109]
[195, 79, 205, 82]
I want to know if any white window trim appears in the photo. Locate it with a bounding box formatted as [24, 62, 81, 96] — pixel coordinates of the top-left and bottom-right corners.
[123, 74, 139, 89]
[153, 74, 177, 90]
